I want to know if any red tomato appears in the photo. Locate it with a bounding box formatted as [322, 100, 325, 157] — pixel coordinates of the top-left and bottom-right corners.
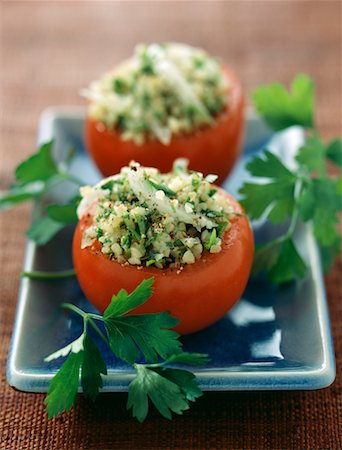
[85, 66, 244, 185]
[72, 190, 254, 335]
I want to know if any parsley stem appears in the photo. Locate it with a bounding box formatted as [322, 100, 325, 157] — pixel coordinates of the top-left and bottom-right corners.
[286, 208, 299, 239]
[61, 303, 103, 322]
[88, 318, 110, 346]
[62, 302, 88, 318]
[261, 179, 303, 246]
[57, 171, 85, 186]
[21, 269, 76, 280]
[61, 303, 109, 347]
[285, 179, 303, 239]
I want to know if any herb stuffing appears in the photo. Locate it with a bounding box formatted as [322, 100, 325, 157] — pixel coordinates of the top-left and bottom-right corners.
[82, 43, 229, 145]
[78, 159, 234, 269]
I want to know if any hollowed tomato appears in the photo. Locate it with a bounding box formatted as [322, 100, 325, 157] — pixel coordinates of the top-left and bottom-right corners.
[85, 66, 244, 185]
[72, 190, 254, 335]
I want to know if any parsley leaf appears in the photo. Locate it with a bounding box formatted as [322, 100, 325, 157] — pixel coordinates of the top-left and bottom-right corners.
[295, 135, 326, 175]
[297, 182, 315, 221]
[127, 351, 208, 422]
[252, 74, 315, 130]
[127, 361, 203, 422]
[326, 138, 342, 168]
[297, 177, 341, 247]
[253, 238, 307, 284]
[319, 235, 341, 272]
[127, 365, 189, 422]
[1, 139, 85, 245]
[244, 149, 295, 179]
[27, 216, 65, 244]
[15, 141, 59, 184]
[104, 277, 181, 363]
[25, 196, 79, 246]
[104, 278, 154, 317]
[0, 182, 45, 209]
[104, 312, 181, 364]
[311, 178, 342, 247]
[81, 335, 107, 401]
[44, 351, 84, 418]
[239, 150, 296, 223]
[270, 239, 307, 283]
[44, 330, 107, 416]
[46, 202, 78, 224]
[152, 367, 203, 403]
[27, 216, 65, 245]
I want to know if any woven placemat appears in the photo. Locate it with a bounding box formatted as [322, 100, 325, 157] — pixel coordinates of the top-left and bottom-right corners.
[1, 2, 341, 448]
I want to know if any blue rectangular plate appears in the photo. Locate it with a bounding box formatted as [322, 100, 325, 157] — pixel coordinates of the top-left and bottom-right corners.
[7, 108, 335, 392]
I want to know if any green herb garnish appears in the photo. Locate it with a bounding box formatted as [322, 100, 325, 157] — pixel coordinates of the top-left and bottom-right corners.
[0, 140, 83, 244]
[96, 228, 103, 239]
[27, 216, 66, 246]
[208, 188, 217, 197]
[120, 233, 132, 253]
[252, 73, 314, 130]
[101, 179, 123, 191]
[113, 78, 128, 95]
[204, 228, 217, 251]
[46, 202, 79, 224]
[44, 278, 208, 421]
[203, 209, 225, 218]
[15, 140, 59, 184]
[146, 259, 156, 267]
[147, 179, 177, 198]
[128, 352, 207, 422]
[240, 74, 341, 282]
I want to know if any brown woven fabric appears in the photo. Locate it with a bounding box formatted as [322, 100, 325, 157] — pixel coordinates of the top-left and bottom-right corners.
[1, 2, 341, 449]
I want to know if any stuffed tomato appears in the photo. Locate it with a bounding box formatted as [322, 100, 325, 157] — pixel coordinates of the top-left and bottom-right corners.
[83, 43, 244, 184]
[73, 160, 253, 335]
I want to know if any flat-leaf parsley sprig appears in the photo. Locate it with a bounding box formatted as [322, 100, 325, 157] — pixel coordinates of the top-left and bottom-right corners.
[239, 74, 341, 283]
[44, 278, 209, 422]
[0, 140, 81, 246]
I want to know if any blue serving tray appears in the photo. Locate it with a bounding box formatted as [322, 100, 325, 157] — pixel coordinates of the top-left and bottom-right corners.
[7, 108, 335, 392]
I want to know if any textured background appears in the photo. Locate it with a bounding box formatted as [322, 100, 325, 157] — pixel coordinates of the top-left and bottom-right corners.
[0, 1, 341, 449]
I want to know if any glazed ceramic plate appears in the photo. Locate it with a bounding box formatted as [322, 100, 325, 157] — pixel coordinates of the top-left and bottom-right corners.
[7, 108, 335, 392]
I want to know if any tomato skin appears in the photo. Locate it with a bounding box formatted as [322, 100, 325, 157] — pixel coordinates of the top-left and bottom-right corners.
[85, 66, 244, 185]
[72, 191, 254, 335]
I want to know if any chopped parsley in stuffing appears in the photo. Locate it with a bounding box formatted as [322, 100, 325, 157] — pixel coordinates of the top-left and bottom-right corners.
[82, 43, 229, 145]
[77, 160, 234, 270]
